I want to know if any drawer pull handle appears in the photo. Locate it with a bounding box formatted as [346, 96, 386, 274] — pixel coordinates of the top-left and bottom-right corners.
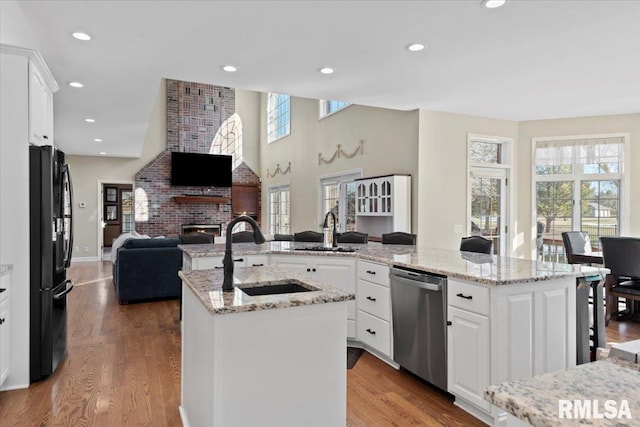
[43, 135, 49, 140]
[312, 268, 316, 272]
[456, 293, 473, 300]
[234, 258, 244, 262]
[252, 263, 264, 267]
[447, 321, 452, 326]
[307, 268, 311, 272]
[366, 270, 376, 275]
[366, 296, 377, 302]
[214, 266, 224, 269]
[366, 328, 376, 335]
[0, 318, 5, 325]
[0, 288, 6, 293]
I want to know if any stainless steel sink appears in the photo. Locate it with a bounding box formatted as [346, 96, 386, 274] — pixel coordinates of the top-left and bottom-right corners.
[238, 281, 318, 296]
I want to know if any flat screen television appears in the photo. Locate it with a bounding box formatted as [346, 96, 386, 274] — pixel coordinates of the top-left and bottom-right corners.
[170, 152, 232, 187]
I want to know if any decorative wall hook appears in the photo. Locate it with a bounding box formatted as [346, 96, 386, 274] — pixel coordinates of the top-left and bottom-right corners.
[318, 140, 364, 165]
[267, 162, 291, 178]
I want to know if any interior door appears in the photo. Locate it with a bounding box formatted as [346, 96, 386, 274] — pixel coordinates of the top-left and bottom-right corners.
[102, 184, 132, 247]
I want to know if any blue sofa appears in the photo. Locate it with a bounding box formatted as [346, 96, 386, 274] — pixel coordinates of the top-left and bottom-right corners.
[113, 237, 182, 303]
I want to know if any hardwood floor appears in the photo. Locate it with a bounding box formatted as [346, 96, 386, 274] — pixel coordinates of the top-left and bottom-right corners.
[1, 261, 639, 426]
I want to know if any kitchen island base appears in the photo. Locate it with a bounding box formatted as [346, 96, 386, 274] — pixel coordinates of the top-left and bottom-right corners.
[180, 284, 347, 427]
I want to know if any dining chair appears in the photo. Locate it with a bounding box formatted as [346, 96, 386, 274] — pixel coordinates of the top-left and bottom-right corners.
[273, 233, 294, 241]
[336, 231, 368, 244]
[293, 231, 324, 243]
[562, 231, 592, 264]
[600, 236, 640, 325]
[381, 232, 416, 245]
[179, 233, 214, 244]
[232, 230, 256, 243]
[460, 236, 493, 254]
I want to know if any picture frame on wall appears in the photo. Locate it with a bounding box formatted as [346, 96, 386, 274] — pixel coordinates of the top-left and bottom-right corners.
[106, 205, 118, 221]
[106, 187, 118, 203]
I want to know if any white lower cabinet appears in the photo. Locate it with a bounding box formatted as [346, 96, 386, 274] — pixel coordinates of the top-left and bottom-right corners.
[271, 255, 357, 338]
[356, 260, 393, 360]
[0, 297, 9, 386]
[447, 306, 490, 412]
[447, 277, 576, 424]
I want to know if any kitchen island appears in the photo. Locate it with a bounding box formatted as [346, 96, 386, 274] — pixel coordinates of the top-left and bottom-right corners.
[180, 241, 605, 426]
[485, 357, 640, 426]
[179, 266, 354, 427]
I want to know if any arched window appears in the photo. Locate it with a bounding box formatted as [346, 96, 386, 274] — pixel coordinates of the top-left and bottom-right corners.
[211, 113, 243, 169]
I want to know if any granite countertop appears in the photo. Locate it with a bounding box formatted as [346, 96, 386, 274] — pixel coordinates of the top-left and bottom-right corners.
[179, 266, 355, 315]
[485, 357, 640, 426]
[0, 264, 11, 277]
[179, 241, 606, 286]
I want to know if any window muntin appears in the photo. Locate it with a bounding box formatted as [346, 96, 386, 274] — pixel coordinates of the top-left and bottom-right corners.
[268, 185, 290, 235]
[319, 172, 360, 232]
[534, 136, 624, 261]
[267, 93, 290, 143]
[320, 100, 349, 118]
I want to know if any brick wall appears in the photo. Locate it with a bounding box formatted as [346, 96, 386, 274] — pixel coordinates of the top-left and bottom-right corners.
[134, 79, 259, 237]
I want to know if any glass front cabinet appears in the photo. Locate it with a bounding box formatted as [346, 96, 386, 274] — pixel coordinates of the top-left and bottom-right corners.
[354, 175, 411, 236]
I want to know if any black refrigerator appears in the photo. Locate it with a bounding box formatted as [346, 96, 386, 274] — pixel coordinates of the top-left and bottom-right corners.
[29, 145, 74, 382]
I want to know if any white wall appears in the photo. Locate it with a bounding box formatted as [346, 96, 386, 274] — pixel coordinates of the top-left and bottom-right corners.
[0, 51, 34, 390]
[260, 96, 420, 233]
[515, 113, 640, 258]
[417, 110, 519, 250]
[235, 89, 261, 174]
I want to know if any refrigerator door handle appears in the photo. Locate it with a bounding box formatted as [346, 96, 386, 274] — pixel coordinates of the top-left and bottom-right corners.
[53, 280, 74, 300]
[63, 164, 74, 268]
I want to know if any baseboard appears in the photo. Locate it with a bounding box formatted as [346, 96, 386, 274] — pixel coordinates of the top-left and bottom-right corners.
[0, 382, 30, 392]
[71, 256, 99, 263]
[179, 405, 191, 427]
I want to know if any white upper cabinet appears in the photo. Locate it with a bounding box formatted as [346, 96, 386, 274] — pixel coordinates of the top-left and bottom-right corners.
[29, 61, 54, 145]
[355, 175, 411, 236]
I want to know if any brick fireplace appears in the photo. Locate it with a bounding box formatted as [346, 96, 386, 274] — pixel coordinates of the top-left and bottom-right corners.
[133, 79, 260, 238]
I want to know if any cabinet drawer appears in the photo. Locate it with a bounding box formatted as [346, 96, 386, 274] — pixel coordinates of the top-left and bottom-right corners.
[192, 256, 224, 270]
[357, 310, 391, 356]
[448, 280, 490, 316]
[357, 279, 391, 321]
[245, 255, 269, 267]
[358, 261, 390, 286]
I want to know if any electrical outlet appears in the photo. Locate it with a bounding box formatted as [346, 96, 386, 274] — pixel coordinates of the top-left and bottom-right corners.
[74, 246, 79, 252]
[83, 246, 89, 253]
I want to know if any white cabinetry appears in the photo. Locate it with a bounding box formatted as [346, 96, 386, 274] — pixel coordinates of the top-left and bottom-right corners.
[271, 255, 357, 338]
[355, 175, 411, 237]
[356, 260, 393, 359]
[0, 270, 10, 387]
[28, 62, 54, 146]
[447, 278, 576, 424]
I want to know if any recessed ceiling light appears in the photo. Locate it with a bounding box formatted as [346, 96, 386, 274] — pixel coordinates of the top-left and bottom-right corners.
[406, 43, 425, 52]
[318, 67, 334, 74]
[84, 118, 95, 123]
[94, 138, 103, 142]
[68, 81, 84, 88]
[99, 152, 106, 155]
[72, 32, 92, 41]
[222, 65, 237, 72]
[481, 0, 507, 9]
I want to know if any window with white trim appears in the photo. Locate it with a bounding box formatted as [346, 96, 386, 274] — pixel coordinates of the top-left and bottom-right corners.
[319, 100, 349, 118]
[467, 135, 512, 256]
[267, 93, 290, 143]
[211, 113, 243, 168]
[319, 172, 361, 232]
[534, 135, 625, 262]
[268, 185, 290, 235]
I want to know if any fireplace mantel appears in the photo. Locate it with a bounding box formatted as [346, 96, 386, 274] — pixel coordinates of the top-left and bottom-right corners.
[173, 195, 230, 204]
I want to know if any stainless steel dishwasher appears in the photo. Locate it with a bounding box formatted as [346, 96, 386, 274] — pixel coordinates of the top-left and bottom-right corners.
[390, 265, 447, 391]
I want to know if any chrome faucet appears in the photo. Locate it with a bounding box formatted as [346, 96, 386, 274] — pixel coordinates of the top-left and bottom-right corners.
[222, 215, 266, 292]
[323, 210, 338, 248]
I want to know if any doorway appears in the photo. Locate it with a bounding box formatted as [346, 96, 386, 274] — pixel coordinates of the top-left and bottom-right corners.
[101, 183, 133, 259]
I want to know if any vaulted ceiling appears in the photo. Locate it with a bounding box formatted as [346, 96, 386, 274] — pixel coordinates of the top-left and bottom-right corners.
[2, 0, 639, 158]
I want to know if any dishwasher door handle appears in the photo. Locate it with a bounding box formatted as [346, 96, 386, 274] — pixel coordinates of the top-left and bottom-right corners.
[391, 275, 442, 292]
